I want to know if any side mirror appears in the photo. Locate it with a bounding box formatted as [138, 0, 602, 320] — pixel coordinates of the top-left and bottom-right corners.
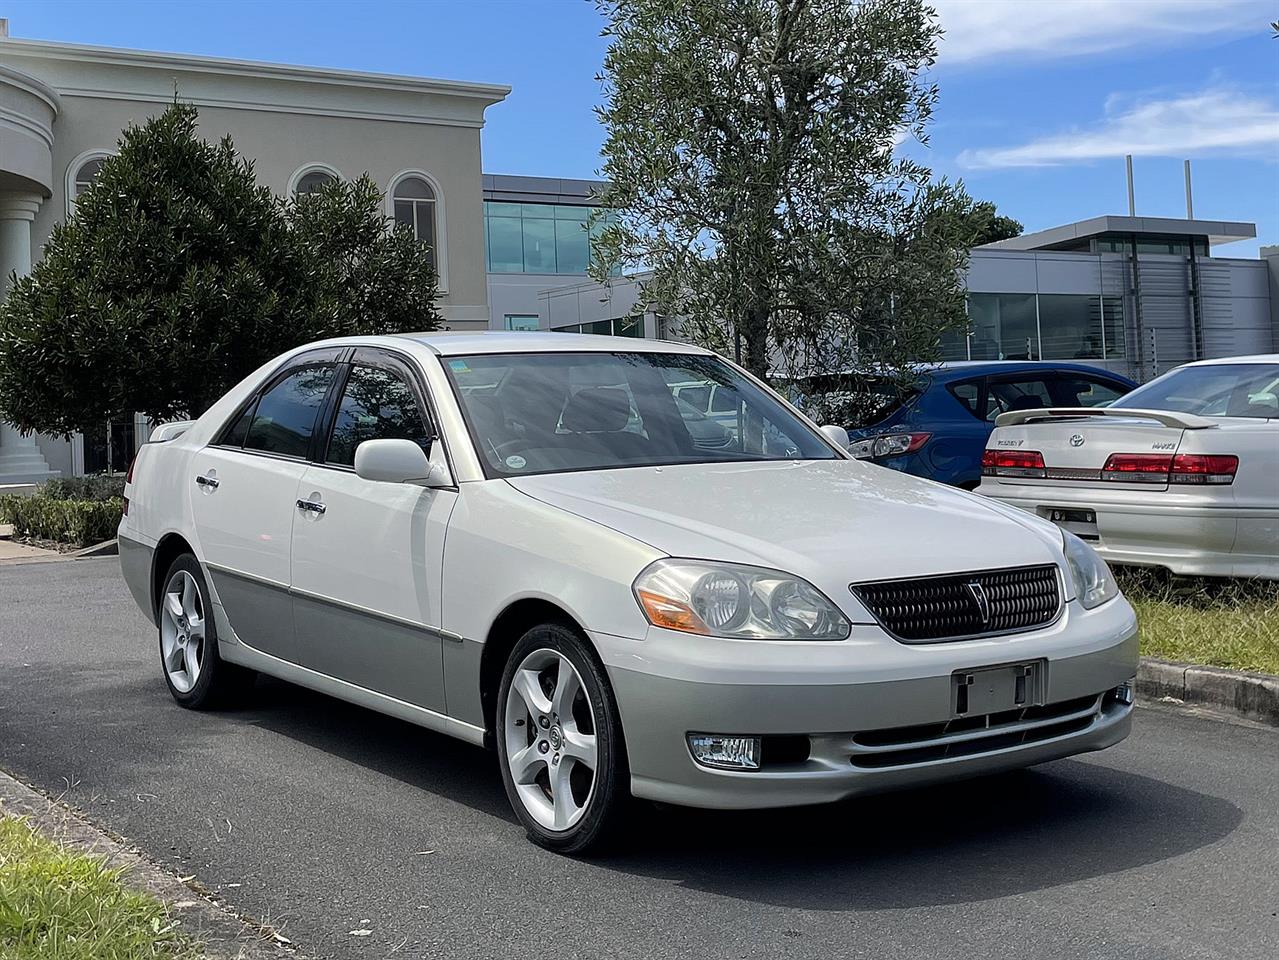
[819, 424, 849, 451]
[354, 439, 450, 486]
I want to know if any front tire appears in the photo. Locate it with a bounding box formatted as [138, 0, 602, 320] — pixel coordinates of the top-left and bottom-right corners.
[496, 623, 630, 854]
[157, 554, 253, 709]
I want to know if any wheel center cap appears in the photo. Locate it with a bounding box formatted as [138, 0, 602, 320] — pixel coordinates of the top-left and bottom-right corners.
[548, 726, 563, 751]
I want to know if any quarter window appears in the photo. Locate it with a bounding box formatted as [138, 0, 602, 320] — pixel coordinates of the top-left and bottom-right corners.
[326, 364, 431, 467]
[243, 364, 336, 458]
[985, 378, 1053, 421]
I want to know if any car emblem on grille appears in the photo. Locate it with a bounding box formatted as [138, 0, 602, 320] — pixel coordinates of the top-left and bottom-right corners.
[966, 581, 991, 626]
[1069, 434, 1085, 447]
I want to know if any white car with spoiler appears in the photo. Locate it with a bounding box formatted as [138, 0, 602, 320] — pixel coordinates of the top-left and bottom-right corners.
[979, 356, 1279, 579]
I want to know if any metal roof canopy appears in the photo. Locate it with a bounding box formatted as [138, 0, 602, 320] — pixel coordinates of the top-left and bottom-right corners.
[980, 215, 1256, 251]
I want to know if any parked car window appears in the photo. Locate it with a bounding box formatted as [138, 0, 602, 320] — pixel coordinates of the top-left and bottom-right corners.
[985, 378, 1053, 421]
[672, 383, 711, 413]
[326, 364, 432, 467]
[947, 381, 982, 418]
[445, 352, 838, 477]
[709, 386, 737, 413]
[1114, 363, 1279, 418]
[220, 403, 255, 447]
[792, 374, 922, 430]
[1056, 377, 1128, 408]
[243, 364, 335, 458]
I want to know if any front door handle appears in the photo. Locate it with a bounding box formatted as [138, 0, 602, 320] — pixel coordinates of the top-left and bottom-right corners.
[296, 498, 326, 515]
[195, 475, 220, 489]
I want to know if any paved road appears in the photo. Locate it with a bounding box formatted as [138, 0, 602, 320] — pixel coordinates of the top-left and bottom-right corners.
[1, 558, 1276, 959]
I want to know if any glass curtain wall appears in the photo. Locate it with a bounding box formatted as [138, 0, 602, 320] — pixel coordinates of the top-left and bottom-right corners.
[949, 293, 1126, 362]
[484, 202, 616, 275]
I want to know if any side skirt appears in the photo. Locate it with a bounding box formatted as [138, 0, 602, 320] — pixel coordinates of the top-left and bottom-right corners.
[218, 624, 487, 748]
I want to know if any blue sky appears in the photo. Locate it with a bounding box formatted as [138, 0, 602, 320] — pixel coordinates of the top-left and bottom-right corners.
[5, 0, 1277, 256]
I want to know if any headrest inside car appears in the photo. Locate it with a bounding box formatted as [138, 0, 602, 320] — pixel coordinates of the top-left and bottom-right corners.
[561, 386, 632, 433]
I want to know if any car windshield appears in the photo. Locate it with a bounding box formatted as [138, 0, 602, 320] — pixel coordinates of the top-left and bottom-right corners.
[1114, 363, 1279, 418]
[443, 351, 839, 477]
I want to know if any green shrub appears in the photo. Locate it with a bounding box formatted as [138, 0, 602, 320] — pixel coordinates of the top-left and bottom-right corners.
[0, 494, 124, 547]
[39, 474, 126, 502]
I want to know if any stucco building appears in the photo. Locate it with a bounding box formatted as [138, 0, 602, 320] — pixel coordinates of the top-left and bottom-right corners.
[0, 30, 508, 481]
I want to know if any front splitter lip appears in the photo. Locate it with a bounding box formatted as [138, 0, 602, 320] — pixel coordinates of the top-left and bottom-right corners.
[630, 701, 1134, 810]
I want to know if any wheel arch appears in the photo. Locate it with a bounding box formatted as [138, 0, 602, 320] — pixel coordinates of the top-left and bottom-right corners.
[479, 597, 587, 746]
[151, 532, 196, 620]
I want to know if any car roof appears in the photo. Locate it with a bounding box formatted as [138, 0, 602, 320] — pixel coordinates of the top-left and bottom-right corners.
[1177, 354, 1279, 367]
[393, 331, 713, 357]
[920, 361, 1134, 383]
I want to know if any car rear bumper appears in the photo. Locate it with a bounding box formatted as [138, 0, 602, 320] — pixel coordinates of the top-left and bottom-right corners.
[978, 483, 1279, 578]
[593, 596, 1138, 809]
[118, 529, 156, 625]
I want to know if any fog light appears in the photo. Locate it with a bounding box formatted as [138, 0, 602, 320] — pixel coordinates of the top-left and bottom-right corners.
[687, 734, 761, 770]
[1113, 680, 1134, 705]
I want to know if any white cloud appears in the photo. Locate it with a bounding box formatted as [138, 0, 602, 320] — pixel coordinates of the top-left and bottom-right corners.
[957, 85, 1279, 168]
[934, 0, 1267, 65]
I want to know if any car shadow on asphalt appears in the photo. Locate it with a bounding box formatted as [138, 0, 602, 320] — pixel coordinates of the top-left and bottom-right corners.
[228, 677, 1241, 910]
[603, 762, 1243, 910]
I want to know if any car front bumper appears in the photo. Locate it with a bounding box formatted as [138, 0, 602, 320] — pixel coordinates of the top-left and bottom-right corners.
[593, 595, 1137, 809]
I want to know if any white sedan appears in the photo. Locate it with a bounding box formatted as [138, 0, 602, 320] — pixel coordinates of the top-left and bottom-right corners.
[119, 332, 1138, 853]
[979, 355, 1279, 579]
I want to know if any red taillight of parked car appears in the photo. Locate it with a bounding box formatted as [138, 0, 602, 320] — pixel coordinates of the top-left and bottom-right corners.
[981, 449, 1046, 478]
[1100, 453, 1238, 485]
[1170, 454, 1239, 485]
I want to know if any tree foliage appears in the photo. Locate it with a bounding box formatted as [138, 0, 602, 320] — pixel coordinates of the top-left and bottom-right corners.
[590, 0, 997, 385]
[0, 101, 440, 437]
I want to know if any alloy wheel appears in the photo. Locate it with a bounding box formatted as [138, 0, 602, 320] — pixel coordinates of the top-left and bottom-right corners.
[503, 648, 598, 831]
[160, 569, 206, 694]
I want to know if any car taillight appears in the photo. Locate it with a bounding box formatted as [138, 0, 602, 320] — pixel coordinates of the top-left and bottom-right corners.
[981, 449, 1046, 478]
[872, 432, 931, 458]
[1100, 453, 1238, 485]
[1100, 453, 1172, 482]
[1170, 454, 1238, 484]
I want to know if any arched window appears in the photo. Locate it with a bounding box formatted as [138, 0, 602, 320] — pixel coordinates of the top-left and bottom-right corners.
[392, 176, 437, 268]
[294, 169, 337, 197]
[66, 151, 114, 216]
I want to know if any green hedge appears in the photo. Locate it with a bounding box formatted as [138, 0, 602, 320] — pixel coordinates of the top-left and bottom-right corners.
[39, 475, 127, 502]
[0, 494, 124, 547]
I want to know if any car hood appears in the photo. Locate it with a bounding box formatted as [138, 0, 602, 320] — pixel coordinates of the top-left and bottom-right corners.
[505, 459, 1064, 603]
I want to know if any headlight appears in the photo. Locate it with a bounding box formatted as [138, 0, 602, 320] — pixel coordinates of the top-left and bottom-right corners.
[633, 559, 851, 640]
[1062, 530, 1119, 609]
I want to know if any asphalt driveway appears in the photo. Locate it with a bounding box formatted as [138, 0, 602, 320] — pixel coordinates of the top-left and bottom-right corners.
[1, 558, 1276, 959]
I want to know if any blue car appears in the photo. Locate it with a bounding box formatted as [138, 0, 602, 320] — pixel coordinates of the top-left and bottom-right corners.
[801, 362, 1137, 489]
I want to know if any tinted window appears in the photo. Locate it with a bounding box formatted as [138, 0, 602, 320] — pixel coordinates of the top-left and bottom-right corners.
[220, 403, 255, 447]
[1056, 377, 1128, 408]
[445, 351, 837, 477]
[948, 381, 982, 418]
[327, 364, 432, 466]
[1114, 363, 1279, 418]
[794, 374, 921, 430]
[244, 364, 335, 457]
[985, 378, 1053, 421]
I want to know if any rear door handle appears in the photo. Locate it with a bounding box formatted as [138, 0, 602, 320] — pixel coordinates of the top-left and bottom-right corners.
[296, 498, 326, 515]
[195, 475, 219, 489]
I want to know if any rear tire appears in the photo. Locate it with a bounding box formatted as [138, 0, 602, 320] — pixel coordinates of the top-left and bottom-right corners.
[157, 554, 254, 709]
[496, 622, 631, 854]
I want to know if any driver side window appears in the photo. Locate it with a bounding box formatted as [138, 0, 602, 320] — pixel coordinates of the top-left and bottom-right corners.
[326, 364, 431, 467]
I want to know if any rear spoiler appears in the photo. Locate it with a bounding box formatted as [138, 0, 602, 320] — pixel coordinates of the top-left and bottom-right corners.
[149, 420, 196, 442]
[994, 407, 1218, 430]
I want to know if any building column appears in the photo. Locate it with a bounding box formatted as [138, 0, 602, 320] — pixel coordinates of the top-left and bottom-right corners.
[0, 190, 56, 484]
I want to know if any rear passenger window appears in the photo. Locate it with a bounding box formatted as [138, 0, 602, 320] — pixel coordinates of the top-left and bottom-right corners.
[986, 379, 1053, 421]
[326, 364, 431, 467]
[243, 364, 335, 458]
[1059, 378, 1127, 408]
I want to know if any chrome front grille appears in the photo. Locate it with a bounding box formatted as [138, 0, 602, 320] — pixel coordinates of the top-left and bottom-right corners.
[851, 564, 1061, 642]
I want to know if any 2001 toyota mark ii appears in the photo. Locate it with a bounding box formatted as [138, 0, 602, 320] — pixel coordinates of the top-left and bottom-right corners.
[119, 332, 1138, 853]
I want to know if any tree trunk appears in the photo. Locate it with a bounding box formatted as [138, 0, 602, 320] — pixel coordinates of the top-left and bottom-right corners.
[740, 303, 770, 381]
